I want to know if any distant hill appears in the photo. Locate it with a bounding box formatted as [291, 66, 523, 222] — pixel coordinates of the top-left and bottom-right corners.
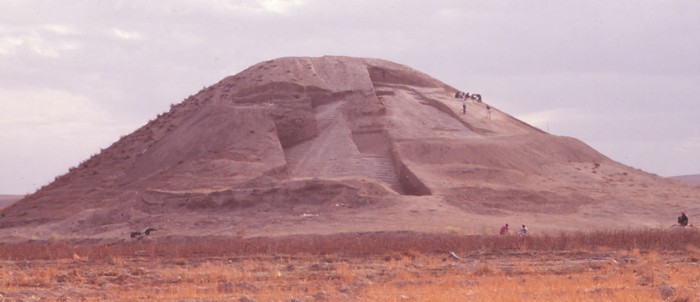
[1, 56, 699, 242]
[670, 174, 700, 185]
[0, 195, 22, 210]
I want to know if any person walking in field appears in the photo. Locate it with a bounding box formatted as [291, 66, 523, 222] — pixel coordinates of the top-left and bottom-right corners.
[678, 212, 689, 226]
[499, 223, 509, 235]
[518, 224, 528, 236]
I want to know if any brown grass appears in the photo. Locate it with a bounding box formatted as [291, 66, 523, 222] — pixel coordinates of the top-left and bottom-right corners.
[1, 229, 699, 261]
[0, 229, 698, 301]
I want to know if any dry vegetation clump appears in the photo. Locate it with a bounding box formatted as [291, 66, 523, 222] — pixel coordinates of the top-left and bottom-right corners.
[0, 229, 698, 301]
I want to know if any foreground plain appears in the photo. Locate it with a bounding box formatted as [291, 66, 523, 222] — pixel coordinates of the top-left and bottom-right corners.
[0, 229, 699, 301]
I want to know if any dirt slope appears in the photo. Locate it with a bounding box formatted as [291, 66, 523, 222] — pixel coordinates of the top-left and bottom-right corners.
[1, 56, 698, 241]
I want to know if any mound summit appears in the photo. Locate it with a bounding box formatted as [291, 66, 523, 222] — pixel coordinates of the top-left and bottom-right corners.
[2, 56, 698, 241]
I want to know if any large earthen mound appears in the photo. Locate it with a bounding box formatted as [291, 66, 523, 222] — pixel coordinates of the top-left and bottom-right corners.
[1, 56, 699, 241]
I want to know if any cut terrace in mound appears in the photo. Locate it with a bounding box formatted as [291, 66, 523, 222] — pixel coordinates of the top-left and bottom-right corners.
[1, 56, 699, 241]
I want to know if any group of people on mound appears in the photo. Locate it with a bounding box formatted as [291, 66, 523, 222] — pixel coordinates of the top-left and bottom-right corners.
[454, 90, 489, 117]
[499, 223, 528, 236]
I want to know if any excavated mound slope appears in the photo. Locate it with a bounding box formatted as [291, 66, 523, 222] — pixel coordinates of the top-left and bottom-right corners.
[1, 56, 699, 241]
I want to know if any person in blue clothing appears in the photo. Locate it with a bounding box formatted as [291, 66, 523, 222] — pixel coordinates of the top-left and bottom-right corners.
[518, 224, 528, 236]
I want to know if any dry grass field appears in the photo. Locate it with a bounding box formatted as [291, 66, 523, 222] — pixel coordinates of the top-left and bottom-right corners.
[1, 229, 699, 301]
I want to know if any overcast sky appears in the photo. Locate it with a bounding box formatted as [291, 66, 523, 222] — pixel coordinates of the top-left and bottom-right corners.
[1, 0, 699, 194]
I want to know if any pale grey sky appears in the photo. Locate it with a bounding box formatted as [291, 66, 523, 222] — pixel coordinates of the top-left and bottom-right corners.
[1, 0, 699, 194]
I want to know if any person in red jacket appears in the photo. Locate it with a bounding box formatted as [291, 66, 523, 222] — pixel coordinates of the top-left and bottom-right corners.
[499, 223, 509, 235]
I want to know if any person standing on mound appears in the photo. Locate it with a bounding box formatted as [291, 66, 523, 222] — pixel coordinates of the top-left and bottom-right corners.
[462, 97, 467, 114]
[678, 212, 689, 226]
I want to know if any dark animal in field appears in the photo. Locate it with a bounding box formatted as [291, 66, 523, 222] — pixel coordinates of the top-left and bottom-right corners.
[130, 227, 159, 239]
